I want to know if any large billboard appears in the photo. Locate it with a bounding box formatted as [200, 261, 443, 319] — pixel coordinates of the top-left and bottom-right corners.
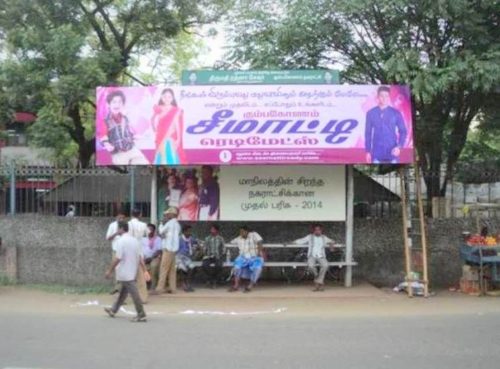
[156, 165, 345, 222]
[96, 85, 413, 165]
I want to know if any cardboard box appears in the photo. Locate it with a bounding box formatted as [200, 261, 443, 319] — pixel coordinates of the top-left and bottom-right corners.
[460, 277, 489, 295]
[462, 265, 479, 281]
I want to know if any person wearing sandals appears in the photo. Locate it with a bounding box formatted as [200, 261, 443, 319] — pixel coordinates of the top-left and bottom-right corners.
[201, 224, 225, 289]
[293, 224, 336, 291]
[228, 226, 264, 293]
[104, 221, 147, 322]
[153, 207, 181, 294]
[177, 225, 198, 292]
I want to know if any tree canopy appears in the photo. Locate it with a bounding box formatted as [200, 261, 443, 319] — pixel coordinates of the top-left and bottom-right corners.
[0, 0, 229, 167]
[226, 0, 500, 199]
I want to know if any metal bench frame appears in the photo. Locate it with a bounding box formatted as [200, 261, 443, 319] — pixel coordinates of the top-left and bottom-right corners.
[189, 243, 357, 283]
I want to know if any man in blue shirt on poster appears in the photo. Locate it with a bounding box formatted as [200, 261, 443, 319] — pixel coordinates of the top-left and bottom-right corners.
[365, 86, 407, 163]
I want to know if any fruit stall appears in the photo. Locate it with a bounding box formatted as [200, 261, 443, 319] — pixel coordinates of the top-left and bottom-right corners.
[460, 233, 500, 295]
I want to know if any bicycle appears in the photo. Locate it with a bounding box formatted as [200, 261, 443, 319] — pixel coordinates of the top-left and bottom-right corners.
[281, 248, 345, 284]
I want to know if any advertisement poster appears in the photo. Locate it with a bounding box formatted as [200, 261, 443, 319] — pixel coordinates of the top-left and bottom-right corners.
[219, 165, 345, 221]
[156, 165, 344, 222]
[156, 165, 220, 222]
[96, 85, 413, 165]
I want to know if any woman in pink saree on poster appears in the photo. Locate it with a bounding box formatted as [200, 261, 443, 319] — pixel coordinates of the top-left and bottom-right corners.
[151, 88, 184, 164]
[178, 175, 199, 221]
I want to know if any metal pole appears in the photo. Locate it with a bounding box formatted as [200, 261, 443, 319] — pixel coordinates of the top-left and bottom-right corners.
[414, 159, 429, 297]
[345, 165, 354, 287]
[399, 167, 413, 297]
[150, 167, 158, 225]
[9, 161, 16, 215]
[129, 166, 135, 214]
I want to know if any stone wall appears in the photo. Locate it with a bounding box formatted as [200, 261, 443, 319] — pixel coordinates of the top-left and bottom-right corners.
[0, 214, 498, 288]
[0, 215, 112, 286]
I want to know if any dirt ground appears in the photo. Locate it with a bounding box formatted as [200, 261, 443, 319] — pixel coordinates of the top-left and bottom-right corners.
[2, 282, 499, 319]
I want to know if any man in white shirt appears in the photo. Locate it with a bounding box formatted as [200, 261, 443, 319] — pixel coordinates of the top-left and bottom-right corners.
[65, 204, 75, 217]
[153, 207, 181, 294]
[104, 221, 147, 322]
[105, 210, 127, 294]
[229, 226, 264, 293]
[106, 211, 127, 253]
[293, 224, 336, 291]
[141, 223, 162, 290]
[128, 208, 149, 303]
[128, 208, 148, 240]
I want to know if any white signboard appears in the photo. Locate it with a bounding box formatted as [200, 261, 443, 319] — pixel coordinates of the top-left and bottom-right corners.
[219, 165, 346, 221]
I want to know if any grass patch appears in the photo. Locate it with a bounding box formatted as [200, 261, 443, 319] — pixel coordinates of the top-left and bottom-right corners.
[0, 273, 17, 286]
[17, 283, 111, 295]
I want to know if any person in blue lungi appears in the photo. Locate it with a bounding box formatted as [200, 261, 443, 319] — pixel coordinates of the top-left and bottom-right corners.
[228, 226, 264, 293]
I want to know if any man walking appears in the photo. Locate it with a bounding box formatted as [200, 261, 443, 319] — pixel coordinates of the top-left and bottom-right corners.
[154, 207, 181, 294]
[128, 208, 149, 303]
[293, 224, 336, 291]
[106, 210, 127, 294]
[104, 221, 147, 322]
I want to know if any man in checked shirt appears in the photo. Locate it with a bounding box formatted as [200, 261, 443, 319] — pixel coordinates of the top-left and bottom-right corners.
[201, 224, 225, 289]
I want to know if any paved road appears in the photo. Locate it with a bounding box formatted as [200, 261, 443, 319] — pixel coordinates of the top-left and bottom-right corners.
[1, 286, 500, 369]
[1, 310, 500, 369]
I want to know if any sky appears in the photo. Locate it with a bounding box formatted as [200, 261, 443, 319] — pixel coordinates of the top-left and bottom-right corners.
[202, 25, 227, 66]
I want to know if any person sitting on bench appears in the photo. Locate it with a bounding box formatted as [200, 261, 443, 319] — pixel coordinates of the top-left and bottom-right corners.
[177, 225, 198, 292]
[293, 224, 336, 291]
[228, 226, 264, 293]
[201, 224, 225, 289]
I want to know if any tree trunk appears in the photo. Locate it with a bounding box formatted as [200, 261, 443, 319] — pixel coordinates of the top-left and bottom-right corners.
[415, 102, 446, 216]
[78, 138, 95, 168]
[423, 161, 441, 216]
[67, 103, 95, 168]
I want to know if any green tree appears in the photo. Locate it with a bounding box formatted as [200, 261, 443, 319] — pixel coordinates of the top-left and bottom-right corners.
[0, 0, 229, 167]
[226, 0, 500, 205]
[455, 95, 500, 183]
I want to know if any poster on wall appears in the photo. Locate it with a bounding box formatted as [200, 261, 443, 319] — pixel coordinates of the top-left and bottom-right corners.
[219, 165, 345, 221]
[156, 165, 345, 222]
[156, 165, 221, 222]
[96, 84, 413, 166]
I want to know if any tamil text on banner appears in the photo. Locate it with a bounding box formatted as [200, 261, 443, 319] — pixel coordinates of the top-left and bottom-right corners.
[219, 165, 345, 221]
[96, 85, 413, 165]
[181, 70, 340, 85]
[155, 165, 345, 222]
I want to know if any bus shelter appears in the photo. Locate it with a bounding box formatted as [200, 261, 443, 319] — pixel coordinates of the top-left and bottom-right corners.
[95, 78, 414, 288]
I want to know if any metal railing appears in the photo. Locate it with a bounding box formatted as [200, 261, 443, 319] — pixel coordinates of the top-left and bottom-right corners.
[0, 164, 153, 217]
[1, 163, 499, 218]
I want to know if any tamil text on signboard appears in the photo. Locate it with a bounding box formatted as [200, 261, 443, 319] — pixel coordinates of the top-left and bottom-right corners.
[96, 85, 414, 165]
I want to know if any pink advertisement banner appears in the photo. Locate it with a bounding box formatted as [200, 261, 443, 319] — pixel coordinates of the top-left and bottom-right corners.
[96, 85, 414, 165]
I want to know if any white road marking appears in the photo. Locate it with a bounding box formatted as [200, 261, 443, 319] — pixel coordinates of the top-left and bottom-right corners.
[179, 307, 287, 316]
